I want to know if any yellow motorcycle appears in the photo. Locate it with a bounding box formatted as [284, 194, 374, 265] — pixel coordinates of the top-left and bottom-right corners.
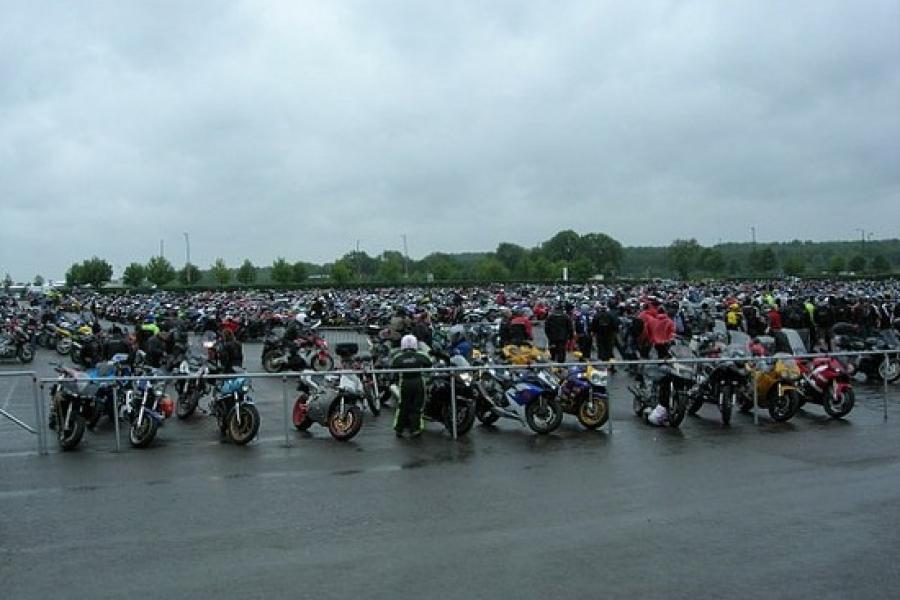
[744, 353, 801, 421]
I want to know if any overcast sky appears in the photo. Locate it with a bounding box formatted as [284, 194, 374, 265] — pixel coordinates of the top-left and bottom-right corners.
[1, 0, 898, 281]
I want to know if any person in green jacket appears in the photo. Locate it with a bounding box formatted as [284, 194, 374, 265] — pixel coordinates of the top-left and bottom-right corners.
[391, 334, 432, 438]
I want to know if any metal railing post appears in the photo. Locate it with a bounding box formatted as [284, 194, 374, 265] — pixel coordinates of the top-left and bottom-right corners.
[605, 361, 613, 435]
[752, 369, 759, 426]
[450, 373, 458, 440]
[112, 390, 121, 453]
[282, 375, 292, 447]
[884, 352, 890, 422]
[31, 376, 47, 455]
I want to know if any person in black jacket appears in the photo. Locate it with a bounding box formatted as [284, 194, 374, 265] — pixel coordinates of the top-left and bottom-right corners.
[217, 329, 244, 374]
[544, 303, 572, 363]
[592, 301, 619, 364]
[391, 335, 432, 438]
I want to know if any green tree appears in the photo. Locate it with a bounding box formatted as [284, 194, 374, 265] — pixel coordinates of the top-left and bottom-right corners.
[528, 255, 558, 280]
[271, 257, 293, 285]
[376, 251, 405, 283]
[495, 242, 529, 273]
[292, 262, 308, 284]
[211, 258, 230, 285]
[871, 254, 891, 273]
[569, 256, 595, 280]
[341, 251, 379, 280]
[699, 248, 726, 275]
[847, 255, 866, 273]
[828, 255, 846, 274]
[236, 259, 257, 285]
[33, 275, 44, 287]
[474, 257, 510, 281]
[748, 247, 777, 274]
[540, 230, 581, 263]
[179, 263, 201, 285]
[331, 260, 354, 285]
[667, 239, 702, 279]
[66, 257, 113, 289]
[579, 232, 623, 273]
[65, 263, 83, 287]
[122, 262, 146, 287]
[782, 255, 806, 277]
[145, 256, 176, 287]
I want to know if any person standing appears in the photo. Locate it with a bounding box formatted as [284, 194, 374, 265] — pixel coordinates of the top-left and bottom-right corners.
[391, 335, 432, 438]
[544, 302, 572, 363]
[592, 300, 619, 365]
[574, 305, 593, 358]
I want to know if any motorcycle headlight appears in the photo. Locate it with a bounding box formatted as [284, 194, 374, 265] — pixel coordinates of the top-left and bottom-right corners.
[459, 373, 473, 386]
[154, 388, 163, 397]
[590, 370, 607, 386]
[241, 384, 251, 394]
[179, 361, 190, 374]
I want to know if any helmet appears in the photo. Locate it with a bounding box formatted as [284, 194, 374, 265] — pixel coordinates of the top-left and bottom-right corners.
[400, 334, 418, 350]
[78, 325, 92, 336]
[295, 312, 308, 325]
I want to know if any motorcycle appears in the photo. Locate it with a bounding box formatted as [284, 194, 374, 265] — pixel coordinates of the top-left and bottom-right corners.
[474, 364, 564, 434]
[629, 344, 696, 428]
[208, 370, 261, 445]
[173, 349, 211, 420]
[294, 371, 367, 441]
[422, 354, 478, 435]
[743, 346, 802, 422]
[334, 342, 381, 416]
[121, 366, 175, 448]
[556, 362, 610, 429]
[261, 328, 334, 373]
[688, 334, 752, 426]
[832, 324, 900, 383]
[797, 356, 855, 419]
[0, 325, 35, 363]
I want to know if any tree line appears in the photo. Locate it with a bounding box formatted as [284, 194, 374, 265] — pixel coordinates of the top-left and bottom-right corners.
[52, 231, 898, 289]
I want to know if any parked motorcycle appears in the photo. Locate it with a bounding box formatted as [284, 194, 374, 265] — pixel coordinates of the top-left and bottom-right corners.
[475, 364, 564, 434]
[121, 366, 174, 448]
[557, 362, 610, 429]
[797, 356, 855, 419]
[294, 371, 367, 441]
[832, 324, 900, 383]
[688, 335, 751, 425]
[207, 370, 260, 445]
[629, 344, 696, 428]
[261, 329, 334, 373]
[0, 325, 35, 363]
[422, 354, 478, 435]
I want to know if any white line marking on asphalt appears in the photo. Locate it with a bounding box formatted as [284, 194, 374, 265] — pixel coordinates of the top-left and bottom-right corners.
[2, 378, 19, 410]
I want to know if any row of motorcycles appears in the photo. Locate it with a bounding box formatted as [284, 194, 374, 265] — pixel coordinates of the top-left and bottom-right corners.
[629, 324, 865, 428]
[48, 333, 260, 451]
[287, 324, 612, 442]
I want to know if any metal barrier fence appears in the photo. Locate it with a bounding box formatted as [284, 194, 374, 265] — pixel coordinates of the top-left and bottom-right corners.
[0, 371, 48, 455]
[7, 348, 896, 456]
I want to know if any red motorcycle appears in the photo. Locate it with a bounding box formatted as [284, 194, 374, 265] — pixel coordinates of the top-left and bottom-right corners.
[797, 356, 855, 419]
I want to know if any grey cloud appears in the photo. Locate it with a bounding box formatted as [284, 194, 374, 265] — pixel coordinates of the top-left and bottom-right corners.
[1, 0, 898, 281]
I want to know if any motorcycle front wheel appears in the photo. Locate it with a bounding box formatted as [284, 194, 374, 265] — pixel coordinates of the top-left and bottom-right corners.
[823, 386, 854, 419]
[58, 411, 86, 450]
[442, 399, 476, 436]
[577, 396, 609, 429]
[525, 397, 563, 434]
[878, 358, 900, 384]
[228, 404, 260, 445]
[17, 344, 35, 363]
[129, 416, 158, 448]
[176, 389, 200, 420]
[767, 388, 799, 422]
[328, 405, 362, 441]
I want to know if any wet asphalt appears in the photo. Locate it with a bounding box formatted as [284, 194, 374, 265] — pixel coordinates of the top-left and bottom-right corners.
[1, 341, 899, 600]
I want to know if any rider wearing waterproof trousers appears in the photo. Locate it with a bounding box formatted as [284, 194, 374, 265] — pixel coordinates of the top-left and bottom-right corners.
[391, 335, 432, 438]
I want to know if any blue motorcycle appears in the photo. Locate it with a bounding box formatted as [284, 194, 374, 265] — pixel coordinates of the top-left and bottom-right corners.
[557, 364, 610, 429]
[475, 367, 563, 434]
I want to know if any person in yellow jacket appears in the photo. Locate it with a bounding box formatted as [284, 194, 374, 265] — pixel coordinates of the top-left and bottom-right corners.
[726, 303, 743, 331]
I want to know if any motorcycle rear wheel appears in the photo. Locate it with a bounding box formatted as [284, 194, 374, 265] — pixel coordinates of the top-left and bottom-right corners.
[877, 358, 900, 384]
[17, 344, 35, 363]
[476, 407, 501, 426]
[261, 351, 283, 373]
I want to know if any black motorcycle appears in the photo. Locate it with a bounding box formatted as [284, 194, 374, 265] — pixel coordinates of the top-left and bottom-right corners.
[629, 344, 696, 428]
[688, 341, 751, 425]
[0, 325, 35, 363]
[832, 324, 900, 383]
